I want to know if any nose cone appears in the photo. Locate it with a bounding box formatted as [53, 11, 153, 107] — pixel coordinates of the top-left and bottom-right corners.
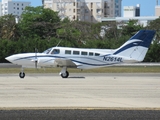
[5, 56, 14, 63]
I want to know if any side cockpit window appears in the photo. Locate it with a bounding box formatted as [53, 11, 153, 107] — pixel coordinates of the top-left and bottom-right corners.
[51, 49, 60, 54]
[42, 48, 52, 54]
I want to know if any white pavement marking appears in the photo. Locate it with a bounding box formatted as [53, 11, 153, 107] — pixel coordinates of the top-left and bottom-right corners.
[0, 73, 160, 108]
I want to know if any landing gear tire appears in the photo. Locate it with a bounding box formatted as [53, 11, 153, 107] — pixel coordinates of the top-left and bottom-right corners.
[19, 72, 25, 78]
[61, 71, 69, 78]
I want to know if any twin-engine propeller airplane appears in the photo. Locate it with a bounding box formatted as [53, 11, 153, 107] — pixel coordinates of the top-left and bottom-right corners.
[5, 30, 155, 78]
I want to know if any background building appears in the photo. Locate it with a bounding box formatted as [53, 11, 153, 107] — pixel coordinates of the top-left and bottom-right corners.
[155, 6, 160, 16]
[0, 0, 30, 17]
[135, 4, 140, 16]
[123, 4, 140, 17]
[43, 0, 122, 22]
[155, 0, 160, 16]
[115, 0, 122, 17]
[102, 3, 158, 27]
[101, 16, 158, 27]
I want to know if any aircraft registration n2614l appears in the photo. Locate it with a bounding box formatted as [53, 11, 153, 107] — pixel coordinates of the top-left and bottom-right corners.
[5, 30, 156, 78]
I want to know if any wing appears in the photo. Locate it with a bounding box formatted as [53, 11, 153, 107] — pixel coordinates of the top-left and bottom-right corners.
[54, 58, 80, 68]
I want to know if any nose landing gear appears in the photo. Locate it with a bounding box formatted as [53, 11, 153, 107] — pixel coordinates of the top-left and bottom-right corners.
[19, 72, 25, 78]
[19, 67, 25, 78]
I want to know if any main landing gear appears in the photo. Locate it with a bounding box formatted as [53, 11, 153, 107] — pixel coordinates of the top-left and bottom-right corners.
[19, 68, 25, 78]
[60, 67, 69, 78]
[61, 71, 69, 78]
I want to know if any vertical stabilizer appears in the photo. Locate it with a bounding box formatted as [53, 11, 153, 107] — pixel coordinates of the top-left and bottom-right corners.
[113, 30, 156, 61]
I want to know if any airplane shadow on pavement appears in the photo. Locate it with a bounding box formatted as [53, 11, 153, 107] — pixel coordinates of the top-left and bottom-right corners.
[68, 76, 85, 79]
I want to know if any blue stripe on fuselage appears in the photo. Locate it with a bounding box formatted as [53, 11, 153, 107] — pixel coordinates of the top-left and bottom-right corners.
[12, 55, 121, 66]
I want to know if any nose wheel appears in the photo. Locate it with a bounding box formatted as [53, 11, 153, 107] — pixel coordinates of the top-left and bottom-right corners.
[19, 67, 25, 78]
[19, 72, 25, 78]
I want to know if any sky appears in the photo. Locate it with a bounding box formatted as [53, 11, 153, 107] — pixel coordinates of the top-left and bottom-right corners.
[122, 0, 156, 16]
[11, 0, 157, 16]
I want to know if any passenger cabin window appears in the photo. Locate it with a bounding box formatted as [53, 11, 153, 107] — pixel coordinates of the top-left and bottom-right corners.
[73, 51, 79, 55]
[95, 53, 100, 56]
[51, 49, 60, 54]
[89, 52, 93, 56]
[65, 50, 71, 55]
[81, 51, 87, 55]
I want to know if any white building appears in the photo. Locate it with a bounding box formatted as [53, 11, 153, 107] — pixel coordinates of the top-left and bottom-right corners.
[123, 4, 140, 17]
[123, 6, 136, 17]
[43, 0, 122, 22]
[155, 5, 160, 16]
[0, 0, 30, 17]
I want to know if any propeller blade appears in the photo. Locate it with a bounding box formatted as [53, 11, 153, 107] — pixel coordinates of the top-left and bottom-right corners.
[35, 48, 38, 69]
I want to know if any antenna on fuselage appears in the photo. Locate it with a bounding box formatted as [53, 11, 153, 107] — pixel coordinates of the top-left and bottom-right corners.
[56, 39, 62, 47]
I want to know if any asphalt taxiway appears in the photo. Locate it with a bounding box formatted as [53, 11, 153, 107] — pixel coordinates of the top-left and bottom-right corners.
[0, 73, 160, 109]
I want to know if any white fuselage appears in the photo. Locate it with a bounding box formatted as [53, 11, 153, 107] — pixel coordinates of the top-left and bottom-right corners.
[5, 47, 137, 69]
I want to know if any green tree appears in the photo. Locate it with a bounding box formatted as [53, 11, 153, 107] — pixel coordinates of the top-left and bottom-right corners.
[121, 19, 143, 36]
[144, 41, 160, 62]
[19, 6, 60, 39]
[57, 20, 93, 47]
[144, 18, 160, 62]
[0, 14, 19, 40]
[146, 17, 160, 42]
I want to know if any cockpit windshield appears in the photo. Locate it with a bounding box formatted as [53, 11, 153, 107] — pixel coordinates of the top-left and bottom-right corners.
[42, 48, 52, 54]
